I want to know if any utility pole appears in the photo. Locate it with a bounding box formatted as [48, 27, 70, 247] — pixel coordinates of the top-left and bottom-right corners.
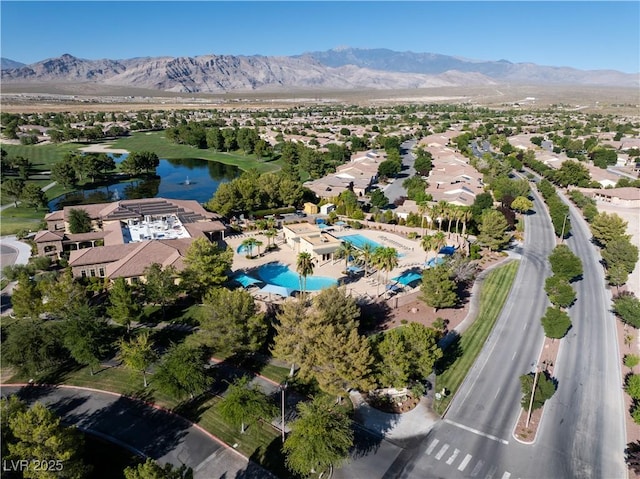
[526, 364, 540, 428]
[560, 214, 568, 244]
[281, 382, 288, 443]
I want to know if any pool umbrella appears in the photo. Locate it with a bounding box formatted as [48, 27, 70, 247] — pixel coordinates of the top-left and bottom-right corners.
[232, 273, 263, 288]
[260, 284, 295, 298]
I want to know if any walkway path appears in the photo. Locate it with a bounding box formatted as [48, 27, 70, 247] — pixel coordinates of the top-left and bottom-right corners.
[0, 384, 276, 479]
[0, 180, 57, 212]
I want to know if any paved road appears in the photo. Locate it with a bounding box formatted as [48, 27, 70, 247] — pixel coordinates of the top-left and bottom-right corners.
[1, 385, 275, 479]
[536, 189, 626, 478]
[381, 140, 416, 203]
[336, 176, 626, 478]
[385, 180, 556, 479]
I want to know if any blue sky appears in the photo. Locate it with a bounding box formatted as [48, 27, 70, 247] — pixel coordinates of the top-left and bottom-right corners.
[2, 1, 638, 73]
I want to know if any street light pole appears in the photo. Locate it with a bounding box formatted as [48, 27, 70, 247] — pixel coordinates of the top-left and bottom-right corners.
[526, 364, 540, 428]
[281, 382, 287, 443]
[560, 214, 568, 244]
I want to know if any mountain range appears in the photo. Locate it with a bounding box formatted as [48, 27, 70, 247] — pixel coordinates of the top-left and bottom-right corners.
[1, 48, 637, 93]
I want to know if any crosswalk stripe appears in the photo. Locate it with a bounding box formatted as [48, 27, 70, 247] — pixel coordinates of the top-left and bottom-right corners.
[458, 454, 473, 471]
[485, 465, 497, 479]
[435, 444, 450, 460]
[425, 439, 439, 455]
[501, 472, 511, 479]
[471, 459, 484, 477]
[446, 448, 460, 465]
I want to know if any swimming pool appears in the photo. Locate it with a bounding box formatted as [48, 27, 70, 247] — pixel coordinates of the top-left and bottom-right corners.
[257, 263, 338, 291]
[341, 234, 383, 251]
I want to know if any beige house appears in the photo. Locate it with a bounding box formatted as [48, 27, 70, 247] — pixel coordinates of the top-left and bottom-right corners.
[580, 187, 640, 208]
[282, 223, 343, 262]
[35, 198, 226, 282]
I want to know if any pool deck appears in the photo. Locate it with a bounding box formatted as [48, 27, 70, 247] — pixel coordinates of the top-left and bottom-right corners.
[225, 227, 450, 302]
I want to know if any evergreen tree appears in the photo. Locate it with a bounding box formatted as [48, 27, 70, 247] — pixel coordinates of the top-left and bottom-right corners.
[198, 287, 268, 355]
[421, 265, 458, 312]
[124, 459, 192, 479]
[477, 209, 510, 251]
[62, 304, 108, 375]
[107, 278, 141, 332]
[283, 396, 353, 476]
[181, 238, 233, 299]
[7, 401, 88, 479]
[68, 208, 93, 234]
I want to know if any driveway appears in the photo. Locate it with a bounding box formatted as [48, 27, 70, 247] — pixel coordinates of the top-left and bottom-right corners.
[1, 385, 276, 479]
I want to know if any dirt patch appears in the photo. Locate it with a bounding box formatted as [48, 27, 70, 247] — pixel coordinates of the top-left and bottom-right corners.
[364, 392, 420, 414]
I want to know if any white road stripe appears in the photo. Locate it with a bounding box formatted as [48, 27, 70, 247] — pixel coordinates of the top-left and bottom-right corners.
[435, 444, 450, 460]
[458, 454, 473, 471]
[425, 439, 439, 455]
[501, 472, 511, 479]
[471, 460, 484, 477]
[443, 419, 509, 445]
[485, 465, 498, 479]
[512, 351, 517, 360]
[446, 448, 460, 465]
[494, 387, 501, 400]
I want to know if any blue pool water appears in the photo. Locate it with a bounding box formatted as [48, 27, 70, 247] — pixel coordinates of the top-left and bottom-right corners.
[257, 263, 338, 291]
[341, 234, 383, 251]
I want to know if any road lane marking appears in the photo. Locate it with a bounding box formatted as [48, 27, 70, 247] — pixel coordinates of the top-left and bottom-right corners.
[494, 387, 501, 400]
[435, 444, 450, 460]
[512, 351, 517, 360]
[501, 472, 511, 479]
[443, 419, 509, 445]
[485, 465, 497, 478]
[458, 454, 473, 471]
[471, 459, 484, 477]
[446, 448, 460, 465]
[425, 439, 439, 455]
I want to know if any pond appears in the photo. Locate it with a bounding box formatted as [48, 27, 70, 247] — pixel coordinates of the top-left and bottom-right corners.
[48, 155, 240, 211]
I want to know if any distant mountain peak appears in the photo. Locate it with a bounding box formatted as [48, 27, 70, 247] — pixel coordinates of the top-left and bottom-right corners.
[1, 49, 637, 92]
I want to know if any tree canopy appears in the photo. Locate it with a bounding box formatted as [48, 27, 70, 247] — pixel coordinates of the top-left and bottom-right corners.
[421, 264, 458, 312]
[548, 244, 583, 282]
[198, 287, 268, 355]
[283, 395, 353, 477]
[181, 239, 233, 299]
[217, 376, 276, 434]
[477, 209, 510, 251]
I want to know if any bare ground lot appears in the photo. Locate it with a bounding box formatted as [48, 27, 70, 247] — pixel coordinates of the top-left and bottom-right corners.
[1, 84, 638, 114]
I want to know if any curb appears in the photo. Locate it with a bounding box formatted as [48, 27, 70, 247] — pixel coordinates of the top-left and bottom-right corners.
[0, 383, 249, 461]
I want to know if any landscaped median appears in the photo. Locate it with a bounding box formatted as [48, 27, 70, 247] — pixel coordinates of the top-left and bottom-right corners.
[433, 260, 520, 415]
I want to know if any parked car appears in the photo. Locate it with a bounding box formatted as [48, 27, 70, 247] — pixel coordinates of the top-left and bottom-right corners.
[294, 210, 307, 217]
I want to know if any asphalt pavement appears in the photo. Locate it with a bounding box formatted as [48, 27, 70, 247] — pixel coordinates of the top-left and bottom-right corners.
[0, 384, 276, 479]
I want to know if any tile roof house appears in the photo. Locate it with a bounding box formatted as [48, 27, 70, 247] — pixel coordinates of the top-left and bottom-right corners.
[35, 198, 226, 282]
[304, 149, 386, 199]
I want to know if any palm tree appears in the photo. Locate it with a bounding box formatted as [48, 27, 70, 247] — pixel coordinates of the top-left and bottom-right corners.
[254, 239, 264, 256]
[432, 231, 447, 256]
[264, 228, 277, 251]
[417, 200, 429, 236]
[296, 252, 315, 297]
[461, 209, 473, 238]
[421, 234, 435, 261]
[241, 237, 258, 258]
[336, 241, 357, 273]
[373, 246, 399, 287]
[358, 243, 376, 276]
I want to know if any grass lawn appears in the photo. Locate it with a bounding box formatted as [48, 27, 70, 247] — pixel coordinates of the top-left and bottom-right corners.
[0, 206, 48, 235]
[111, 132, 280, 174]
[1, 142, 81, 170]
[434, 260, 520, 415]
